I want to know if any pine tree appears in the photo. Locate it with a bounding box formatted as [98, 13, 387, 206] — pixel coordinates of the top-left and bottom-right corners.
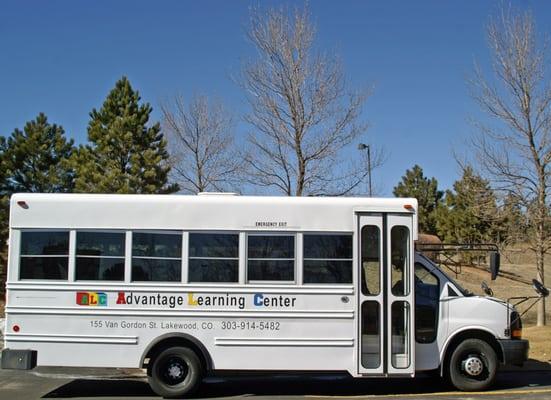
[74, 77, 178, 194]
[499, 194, 527, 245]
[393, 165, 443, 234]
[0, 113, 75, 193]
[436, 167, 498, 243]
[0, 113, 75, 285]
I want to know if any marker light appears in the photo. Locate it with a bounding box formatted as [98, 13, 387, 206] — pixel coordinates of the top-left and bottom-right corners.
[17, 201, 28, 209]
[12, 325, 20, 333]
[404, 204, 415, 211]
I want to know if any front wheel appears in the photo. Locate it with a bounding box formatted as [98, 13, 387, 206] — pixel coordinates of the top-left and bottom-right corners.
[447, 338, 497, 391]
[148, 346, 202, 398]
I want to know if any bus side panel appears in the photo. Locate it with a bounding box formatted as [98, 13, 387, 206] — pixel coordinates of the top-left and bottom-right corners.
[4, 288, 356, 372]
[4, 314, 354, 371]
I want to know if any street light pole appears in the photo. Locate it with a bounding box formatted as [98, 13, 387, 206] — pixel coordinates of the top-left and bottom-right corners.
[357, 143, 372, 197]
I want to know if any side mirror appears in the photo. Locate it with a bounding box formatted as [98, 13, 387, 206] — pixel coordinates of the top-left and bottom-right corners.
[532, 279, 550, 298]
[481, 281, 494, 297]
[490, 252, 500, 281]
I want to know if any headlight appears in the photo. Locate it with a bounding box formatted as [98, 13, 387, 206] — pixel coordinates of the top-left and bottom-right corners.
[510, 311, 522, 339]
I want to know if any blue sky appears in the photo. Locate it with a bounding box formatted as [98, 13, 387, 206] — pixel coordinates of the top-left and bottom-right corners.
[1, 1, 549, 195]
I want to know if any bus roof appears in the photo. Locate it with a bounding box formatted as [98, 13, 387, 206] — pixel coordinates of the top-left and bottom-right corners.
[10, 193, 418, 235]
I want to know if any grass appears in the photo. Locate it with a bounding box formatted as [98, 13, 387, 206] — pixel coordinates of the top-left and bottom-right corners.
[523, 326, 551, 362]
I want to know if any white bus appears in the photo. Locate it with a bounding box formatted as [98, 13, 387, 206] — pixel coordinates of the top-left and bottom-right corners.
[1, 193, 528, 397]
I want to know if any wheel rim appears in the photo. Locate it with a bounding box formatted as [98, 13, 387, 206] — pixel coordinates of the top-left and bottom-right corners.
[160, 356, 189, 386]
[458, 351, 490, 381]
[463, 356, 484, 376]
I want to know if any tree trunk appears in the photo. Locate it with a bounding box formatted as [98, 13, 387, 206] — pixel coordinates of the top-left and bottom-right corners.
[536, 227, 546, 326]
[536, 272, 546, 326]
[536, 178, 547, 326]
[295, 138, 306, 197]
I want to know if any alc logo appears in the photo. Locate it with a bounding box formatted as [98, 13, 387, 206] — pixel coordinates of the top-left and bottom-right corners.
[76, 292, 107, 306]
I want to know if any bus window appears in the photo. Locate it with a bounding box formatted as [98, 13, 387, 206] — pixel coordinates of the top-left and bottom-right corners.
[247, 235, 295, 282]
[414, 263, 439, 343]
[132, 232, 182, 282]
[20, 231, 69, 280]
[391, 226, 409, 296]
[391, 301, 410, 368]
[361, 301, 380, 368]
[303, 234, 352, 284]
[189, 233, 239, 283]
[361, 226, 380, 295]
[76, 231, 125, 281]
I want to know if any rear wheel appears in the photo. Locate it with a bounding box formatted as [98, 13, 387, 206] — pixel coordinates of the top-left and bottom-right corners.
[148, 346, 202, 398]
[447, 338, 497, 391]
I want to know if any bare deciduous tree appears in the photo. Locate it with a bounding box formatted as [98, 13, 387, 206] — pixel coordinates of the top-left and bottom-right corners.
[161, 94, 242, 194]
[470, 10, 551, 325]
[239, 5, 380, 196]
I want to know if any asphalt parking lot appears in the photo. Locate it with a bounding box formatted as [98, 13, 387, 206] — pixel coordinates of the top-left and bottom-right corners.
[1, 367, 551, 400]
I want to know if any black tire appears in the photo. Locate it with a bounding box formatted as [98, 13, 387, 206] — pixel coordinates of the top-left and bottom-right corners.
[447, 338, 497, 391]
[148, 346, 202, 398]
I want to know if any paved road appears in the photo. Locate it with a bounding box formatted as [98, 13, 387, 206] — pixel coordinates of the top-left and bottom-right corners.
[1, 367, 551, 400]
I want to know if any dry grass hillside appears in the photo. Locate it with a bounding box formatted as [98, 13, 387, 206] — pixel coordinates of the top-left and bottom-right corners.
[524, 326, 551, 363]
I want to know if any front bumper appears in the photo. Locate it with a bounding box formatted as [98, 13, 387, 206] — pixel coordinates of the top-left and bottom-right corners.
[498, 339, 529, 366]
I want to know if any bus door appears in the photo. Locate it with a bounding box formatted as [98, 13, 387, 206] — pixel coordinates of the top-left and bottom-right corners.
[357, 213, 415, 376]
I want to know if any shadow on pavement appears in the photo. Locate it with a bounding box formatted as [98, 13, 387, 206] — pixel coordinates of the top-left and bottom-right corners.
[502, 359, 551, 372]
[43, 378, 153, 398]
[42, 370, 551, 399]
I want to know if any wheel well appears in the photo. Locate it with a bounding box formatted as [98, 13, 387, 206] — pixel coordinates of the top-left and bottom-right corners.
[442, 329, 503, 373]
[141, 334, 212, 373]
